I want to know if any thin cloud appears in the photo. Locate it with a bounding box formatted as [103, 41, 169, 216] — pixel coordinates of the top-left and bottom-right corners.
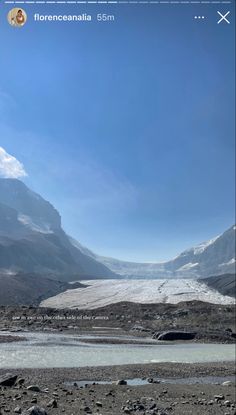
[0, 147, 27, 178]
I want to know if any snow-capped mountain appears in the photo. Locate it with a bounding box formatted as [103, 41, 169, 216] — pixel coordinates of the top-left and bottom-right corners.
[74, 226, 235, 279]
[0, 178, 61, 234]
[163, 225, 235, 278]
[0, 178, 116, 279]
[0, 178, 234, 280]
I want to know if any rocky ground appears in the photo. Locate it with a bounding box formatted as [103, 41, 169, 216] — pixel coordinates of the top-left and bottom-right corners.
[0, 301, 235, 343]
[0, 301, 235, 414]
[0, 363, 235, 415]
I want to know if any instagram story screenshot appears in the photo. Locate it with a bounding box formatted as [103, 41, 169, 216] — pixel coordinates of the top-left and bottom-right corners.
[0, 1, 235, 414]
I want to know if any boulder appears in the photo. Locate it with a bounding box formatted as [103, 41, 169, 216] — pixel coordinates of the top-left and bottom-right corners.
[147, 378, 154, 383]
[22, 407, 47, 415]
[46, 399, 57, 408]
[222, 381, 233, 386]
[80, 406, 92, 413]
[214, 395, 225, 401]
[116, 379, 127, 385]
[27, 385, 41, 392]
[0, 373, 18, 387]
[157, 331, 196, 341]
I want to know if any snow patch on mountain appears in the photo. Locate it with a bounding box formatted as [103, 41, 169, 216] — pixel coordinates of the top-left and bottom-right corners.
[177, 262, 199, 271]
[219, 258, 236, 267]
[18, 213, 53, 234]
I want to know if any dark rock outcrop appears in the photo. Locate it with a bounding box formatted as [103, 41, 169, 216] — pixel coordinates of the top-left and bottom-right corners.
[157, 331, 196, 341]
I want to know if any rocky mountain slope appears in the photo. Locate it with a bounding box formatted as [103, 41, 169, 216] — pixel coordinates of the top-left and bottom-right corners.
[0, 178, 235, 281]
[0, 179, 116, 280]
[0, 273, 85, 306]
[201, 273, 235, 298]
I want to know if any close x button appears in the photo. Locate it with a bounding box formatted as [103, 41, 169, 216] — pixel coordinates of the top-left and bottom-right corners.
[217, 11, 230, 24]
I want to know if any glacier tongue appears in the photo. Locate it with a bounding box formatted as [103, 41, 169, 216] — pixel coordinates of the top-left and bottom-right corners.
[41, 279, 235, 310]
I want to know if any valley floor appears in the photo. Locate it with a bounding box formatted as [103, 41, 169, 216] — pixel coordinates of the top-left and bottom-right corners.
[0, 301, 235, 414]
[1, 299, 235, 343]
[0, 362, 235, 415]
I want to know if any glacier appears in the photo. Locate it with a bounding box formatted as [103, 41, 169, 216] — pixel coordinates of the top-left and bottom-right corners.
[41, 279, 235, 309]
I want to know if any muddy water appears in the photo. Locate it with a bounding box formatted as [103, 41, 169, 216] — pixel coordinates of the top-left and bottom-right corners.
[0, 331, 235, 368]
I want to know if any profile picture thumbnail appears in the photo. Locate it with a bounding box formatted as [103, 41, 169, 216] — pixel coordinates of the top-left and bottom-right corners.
[7, 8, 27, 27]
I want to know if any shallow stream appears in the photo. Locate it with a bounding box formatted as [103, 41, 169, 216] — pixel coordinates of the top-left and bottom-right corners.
[0, 331, 235, 369]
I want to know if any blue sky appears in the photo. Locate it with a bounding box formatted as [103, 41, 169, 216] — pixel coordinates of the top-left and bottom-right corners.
[0, 4, 235, 261]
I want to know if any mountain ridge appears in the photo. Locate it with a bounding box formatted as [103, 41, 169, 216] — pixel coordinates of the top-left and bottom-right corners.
[0, 178, 116, 280]
[75, 226, 235, 279]
[0, 178, 235, 280]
